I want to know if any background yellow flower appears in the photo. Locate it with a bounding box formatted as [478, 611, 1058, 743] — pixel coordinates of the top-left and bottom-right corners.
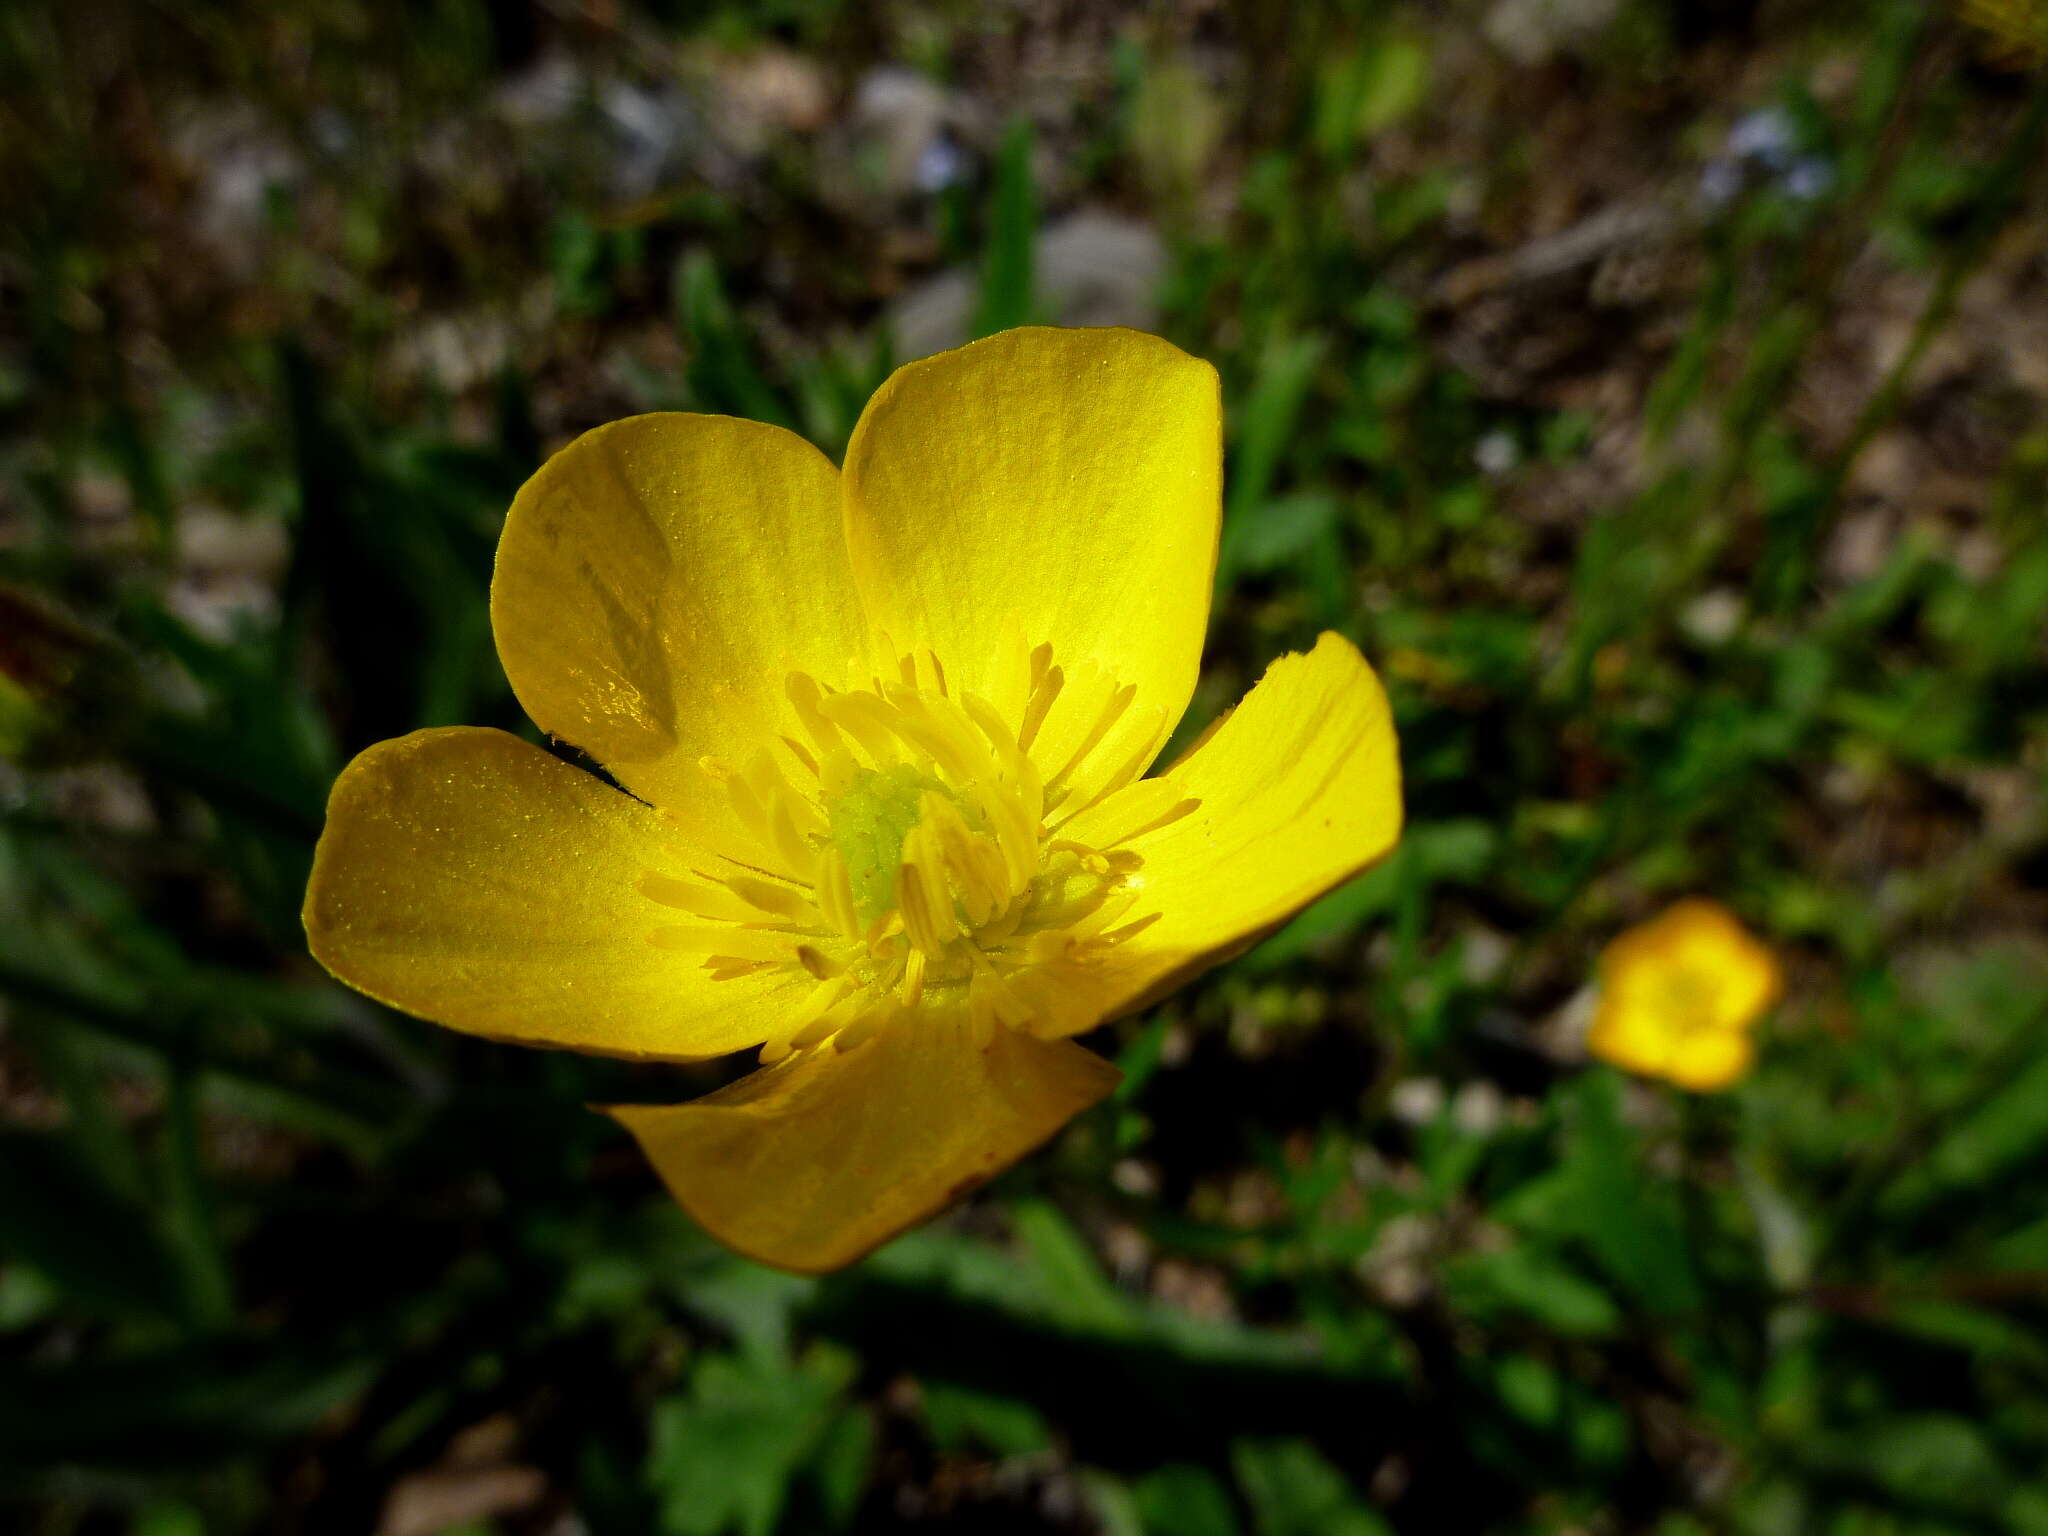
[1586, 899, 1783, 1092]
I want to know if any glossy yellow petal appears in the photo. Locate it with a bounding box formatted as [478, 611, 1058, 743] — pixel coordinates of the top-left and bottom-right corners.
[608, 1018, 1120, 1273]
[304, 727, 811, 1060]
[841, 327, 1220, 804]
[1664, 1028, 1756, 1093]
[1043, 632, 1402, 1033]
[492, 413, 872, 847]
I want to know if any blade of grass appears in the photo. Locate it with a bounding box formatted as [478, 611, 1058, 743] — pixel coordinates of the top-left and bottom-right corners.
[674, 250, 793, 429]
[1215, 333, 1326, 595]
[161, 1043, 234, 1332]
[973, 117, 1038, 338]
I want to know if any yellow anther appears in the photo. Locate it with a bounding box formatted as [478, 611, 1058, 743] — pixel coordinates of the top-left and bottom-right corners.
[786, 671, 846, 758]
[900, 947, 928, 1007]
[1018, 660, 1062, 754]
[724, 875, 815, 924]
[814, 846, 861, 940]
[677, 638, 1161, 1040]
[1045, 840, 1112, 875]
[1045, 673, 1136, 805]
[789, 991, 860, 1052]
[833, 1003, 889, 1054]
[705, 958, 776, 982]
[795, 944, 843, 980]
[818, 691, 903, 765]
[1099, 911, 1163, 946]
[638, 873, 759, 922]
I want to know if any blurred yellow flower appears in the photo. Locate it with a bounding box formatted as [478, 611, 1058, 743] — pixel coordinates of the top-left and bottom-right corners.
[303, 327, 1403, 1273]
[1586, 899, 1781, 1092]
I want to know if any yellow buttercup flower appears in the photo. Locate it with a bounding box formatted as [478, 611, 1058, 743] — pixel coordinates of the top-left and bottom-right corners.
[1586, 898, 1782, 1092]
[303, 327, 1402, 1272]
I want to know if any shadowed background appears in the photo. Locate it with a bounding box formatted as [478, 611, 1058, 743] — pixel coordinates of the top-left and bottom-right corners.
[4, 1, 2048, 1532]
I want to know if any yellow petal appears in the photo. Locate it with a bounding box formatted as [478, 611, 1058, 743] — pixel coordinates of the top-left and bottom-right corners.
[304, 727, 809, 1060]
[492, 413, 872, 848]
[1051, 632, 1403, 1031]
[841, 328, 1220, 805]
[1664, 1028, 1756, 1092]
[608, 1017, 1120, 1273]
[1585, 1000, 1677, 1080]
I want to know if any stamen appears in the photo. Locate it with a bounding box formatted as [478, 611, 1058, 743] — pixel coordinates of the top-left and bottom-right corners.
[1101, 911, 1164, 945]
[833, 1003, 890, 1054]
[1059, 705, 1170, 821]
[706, 958, 777, 981]
[786, 672, 846, 758]
[968, 968, 1034, 1046]
[1045, 840, 1112, 875]
[654, 638, 1170, 1054]
[741, 750, 824, 873]
[879, 687, 985, 783]
[959, 689, 1022, 761]
[1018, 660, 1063, 754]
[865, 908, 904, 951]
[639, 874, 760, 922]
[789, 991, 862, 1051]
[720, 760, 771, 843]
[896, 848, 956, 953]
[819, 691, 905, 766]
[1058, 778, 1202, 848]
[723, 874, 817, 925]
[759, 978, 858, 1062]
[1044, 675, 1136, 806]
[817, 745, 861, 802]
[795, 944, 843, 979]
[814, 846, 860, 940]
[766, 796, 817, 877]
[921, 792, 1004, 926]
[1028, 641, 1055, 694]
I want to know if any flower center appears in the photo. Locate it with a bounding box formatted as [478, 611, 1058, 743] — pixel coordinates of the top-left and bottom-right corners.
[1656, 966, 1724, 1033]
[825, 762, 952, 930]
[637, 641, 1197, 1062]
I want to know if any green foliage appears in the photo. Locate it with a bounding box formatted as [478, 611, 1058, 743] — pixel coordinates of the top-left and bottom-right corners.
[1232, 1440, 1393, 1536]
[646, 1344, 865, 1536]
[974, 116, 1040, 338]
[1134, 1464, 1241, 1536]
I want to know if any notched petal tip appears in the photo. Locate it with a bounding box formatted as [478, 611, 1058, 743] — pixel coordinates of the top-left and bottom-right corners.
[841, 326, 1224, 810]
